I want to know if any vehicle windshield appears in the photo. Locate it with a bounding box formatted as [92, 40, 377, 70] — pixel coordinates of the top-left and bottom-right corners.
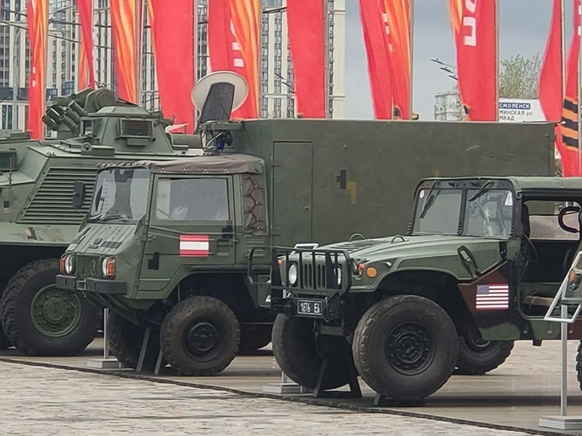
[88, 167, 150, 222]
[412, 184, 514, 238]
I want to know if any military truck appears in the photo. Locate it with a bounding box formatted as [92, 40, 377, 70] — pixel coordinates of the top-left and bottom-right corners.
[54, 71, 559, 376]
[0, 87, 202, 357]
[267, 175, 582, 403]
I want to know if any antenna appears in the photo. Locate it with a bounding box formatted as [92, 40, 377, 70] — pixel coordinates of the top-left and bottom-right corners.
[191, 71, 249, 125]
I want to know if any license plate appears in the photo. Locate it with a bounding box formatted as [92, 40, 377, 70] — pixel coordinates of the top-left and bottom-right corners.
[297, 299, 324, 316]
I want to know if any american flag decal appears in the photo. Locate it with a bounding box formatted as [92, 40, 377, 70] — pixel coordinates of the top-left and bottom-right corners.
[476, 284, 509, 310]
[180, 235, 210, 257]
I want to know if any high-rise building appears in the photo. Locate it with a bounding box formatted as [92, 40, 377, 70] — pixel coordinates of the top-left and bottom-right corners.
[0, 0, 346, 135]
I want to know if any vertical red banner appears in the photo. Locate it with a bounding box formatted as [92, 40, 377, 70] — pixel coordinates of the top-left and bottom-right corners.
[27, 0, 48, 139]
[288, 0, 326, 118]
[148, 0, 195, 133]
[75, 0, 95, 89]
[448, 0, 497, 121]
[207, 0, 232, 72]
[558, 0, 581, 176]
[359, 0, 392, 119]
[384, 0, 412, 119]
[229, 0, 260, 119]
[110, 0, 142, 103]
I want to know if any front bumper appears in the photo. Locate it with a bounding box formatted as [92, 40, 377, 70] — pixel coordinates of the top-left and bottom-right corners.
[56, 274, 127, 295]
[271, 295, 341, 320]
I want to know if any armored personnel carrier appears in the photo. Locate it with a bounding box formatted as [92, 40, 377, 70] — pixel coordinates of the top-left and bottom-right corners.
[0, 87, 201, 357]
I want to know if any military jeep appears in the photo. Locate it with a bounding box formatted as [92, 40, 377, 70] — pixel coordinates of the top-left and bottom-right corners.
[268, 176, 582, 402]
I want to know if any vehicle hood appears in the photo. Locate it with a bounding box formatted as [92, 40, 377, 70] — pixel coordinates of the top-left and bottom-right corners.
[324, 234, 502, 263]
[66, 223, 138, 255]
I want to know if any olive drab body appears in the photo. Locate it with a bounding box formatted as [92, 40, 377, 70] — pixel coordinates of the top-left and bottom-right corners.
[56, 116, 557, 377]
[0, 87, 202, 356]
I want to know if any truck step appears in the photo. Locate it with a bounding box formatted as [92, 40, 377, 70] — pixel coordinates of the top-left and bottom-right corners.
[523, 295, 554, 307]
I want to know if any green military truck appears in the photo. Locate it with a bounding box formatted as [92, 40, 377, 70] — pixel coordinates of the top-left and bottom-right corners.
[0, 87, 202, 357]
[267, 175, 582, 403]
[55, 86, 557, 376]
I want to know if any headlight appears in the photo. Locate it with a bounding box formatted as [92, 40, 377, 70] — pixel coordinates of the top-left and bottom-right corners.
[335, 266, 342, 285]
[64, 255, 75, 274]
[288, 263, 298, 286]
[102, 257, 115, 278]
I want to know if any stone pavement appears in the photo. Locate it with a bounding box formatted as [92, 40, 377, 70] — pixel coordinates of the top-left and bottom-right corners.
[0, 361, 544, 436]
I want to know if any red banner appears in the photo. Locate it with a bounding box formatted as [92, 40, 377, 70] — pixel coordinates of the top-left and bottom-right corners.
[75, 0, 95, 89]
[383, 0, 412, 119]
[27, 0, 48, 139]
[558, 0, 581, 176]
[448, 0, 497, 121]
[111, 0, 142, 103]
[208, 0, 259, 119]
[288, 0, 326, 118]
[148, 0, 195, 133]
[359, 0, 392, 119]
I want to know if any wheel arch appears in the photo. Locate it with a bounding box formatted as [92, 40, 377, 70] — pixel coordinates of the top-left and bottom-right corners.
[373, 268, 476, 336]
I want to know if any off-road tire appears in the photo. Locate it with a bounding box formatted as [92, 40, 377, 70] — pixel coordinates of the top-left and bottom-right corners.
[160, 296, 240, 376]
[353, 295, 459, 402]
[0, 325, 10, 350]
[107, 311, 163, 372]
[0, 259, 99, 356]
[239, 325, 272, 353]
[456, 336, 514, 375]
[272, 314, 354, 390]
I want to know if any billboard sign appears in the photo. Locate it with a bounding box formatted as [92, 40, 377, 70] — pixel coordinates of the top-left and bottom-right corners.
[498, 99, 545, 123]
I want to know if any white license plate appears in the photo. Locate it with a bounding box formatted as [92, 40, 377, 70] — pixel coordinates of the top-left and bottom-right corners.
[297, 299, 324, 316]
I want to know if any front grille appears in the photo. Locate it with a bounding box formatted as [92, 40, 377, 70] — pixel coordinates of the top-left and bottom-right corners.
[120, 119, 152, 137]
[301, 262, 328, 289]
[77, 255, 101, 280]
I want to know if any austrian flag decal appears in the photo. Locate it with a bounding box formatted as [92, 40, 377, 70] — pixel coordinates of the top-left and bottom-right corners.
[179, 234, 210, 257]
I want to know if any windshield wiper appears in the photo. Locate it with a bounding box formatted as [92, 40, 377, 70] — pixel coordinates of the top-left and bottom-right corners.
[92, 212, 129, 222]
[468, 181, 494, 202]
[419, 182, 441, 219]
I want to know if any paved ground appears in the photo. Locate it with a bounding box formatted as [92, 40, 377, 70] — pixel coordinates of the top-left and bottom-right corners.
[0, 361, 546, 435]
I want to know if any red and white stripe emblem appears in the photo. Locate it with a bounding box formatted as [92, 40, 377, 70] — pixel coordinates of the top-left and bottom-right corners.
[180, 235, 210, 257]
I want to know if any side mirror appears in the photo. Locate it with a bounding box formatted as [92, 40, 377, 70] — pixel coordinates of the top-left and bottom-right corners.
[72, 181, 86, 209]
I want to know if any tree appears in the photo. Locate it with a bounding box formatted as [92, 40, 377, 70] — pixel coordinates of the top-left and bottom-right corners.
[498, 53, 542, 99]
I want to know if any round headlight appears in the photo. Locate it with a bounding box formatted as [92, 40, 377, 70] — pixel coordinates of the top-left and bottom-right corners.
[101, 257, 115, 278]
[336, 266, 342, 285]
[64, 255, 75, 274]
[288, 263, 298, 285]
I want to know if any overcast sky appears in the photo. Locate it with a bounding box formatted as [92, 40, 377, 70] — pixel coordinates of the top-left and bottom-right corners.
[343, 0, 570, 120]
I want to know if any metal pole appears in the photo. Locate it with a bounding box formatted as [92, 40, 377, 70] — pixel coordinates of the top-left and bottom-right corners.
[12, 27, 22, 130]
[409, 0, 414, 119]
[561, 304, 568, 416]
[495, 0, 499, 121]
[577, 0, 581, 176]
[103, 308, 109, 359]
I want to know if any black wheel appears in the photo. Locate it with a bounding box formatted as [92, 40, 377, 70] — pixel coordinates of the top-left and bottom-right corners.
[272, 314, 354, 390]
[0, 325, 10, 350]
[456, 331, 514, 375]
[107, 311, 163, 372]
[353, 295, 459, 402]
[0, 259, 99, 356]
[239, 324, 272, 353]
[160, 296, 240, 376]
[576, 339, 582, 392]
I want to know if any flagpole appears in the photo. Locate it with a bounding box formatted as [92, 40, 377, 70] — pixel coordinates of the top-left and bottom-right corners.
[409, 0, 414, 119]
[577, 0, 581, 176]
[495, 0, 499, 121]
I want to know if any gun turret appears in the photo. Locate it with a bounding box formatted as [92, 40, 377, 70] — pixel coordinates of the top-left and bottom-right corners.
[42, 87, 119, 140]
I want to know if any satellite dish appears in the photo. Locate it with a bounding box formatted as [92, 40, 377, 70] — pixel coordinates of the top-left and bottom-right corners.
[192, 71, 248, 124]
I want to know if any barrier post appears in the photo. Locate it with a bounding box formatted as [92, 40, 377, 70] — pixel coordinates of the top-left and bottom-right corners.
[87, 308, 123, 370]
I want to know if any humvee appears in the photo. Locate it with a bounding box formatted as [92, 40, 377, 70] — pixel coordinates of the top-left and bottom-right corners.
[0, 87, 202, 357]
[55, 73, 558, 377]
[268, 176, 582, 402]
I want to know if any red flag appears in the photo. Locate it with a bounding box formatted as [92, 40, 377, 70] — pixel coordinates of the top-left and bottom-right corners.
[539, 0, 563, 123]
[148, 0, 195, 133]
[75, 0, 95, 89]
[384, 0, 412, 119]
[288, 0, 326, 118]
[110, 0, 142, 103]
[558, 0, 581, 176]
[448, 0, 497, 121]
[359, 0, 392, 119]
[208, 0, 260, 119]
[27, 0, 48, 139]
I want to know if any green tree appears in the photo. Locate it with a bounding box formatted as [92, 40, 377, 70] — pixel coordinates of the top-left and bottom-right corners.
[498, 53, 542, 99]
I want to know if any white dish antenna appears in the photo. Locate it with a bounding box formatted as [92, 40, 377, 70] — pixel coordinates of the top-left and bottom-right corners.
[191, 70, 248, 114]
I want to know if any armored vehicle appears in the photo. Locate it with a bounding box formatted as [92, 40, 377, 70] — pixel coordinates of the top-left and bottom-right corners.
[0, 87, 202, 357]
[54, 72, 558, 376]
[267, 175, 582, 403]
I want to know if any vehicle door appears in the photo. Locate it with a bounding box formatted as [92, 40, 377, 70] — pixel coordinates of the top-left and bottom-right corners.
[138, 174, 236, 292]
